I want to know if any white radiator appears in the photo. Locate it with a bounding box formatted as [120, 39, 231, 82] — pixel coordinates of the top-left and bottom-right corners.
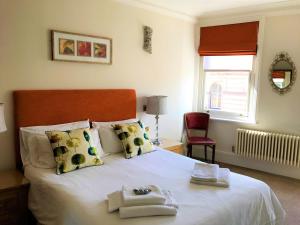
[235, 128, 300, 167]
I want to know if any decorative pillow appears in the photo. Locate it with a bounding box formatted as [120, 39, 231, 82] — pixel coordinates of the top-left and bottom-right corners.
[92, 119, 137, 154]
[45, 128, 103, 174]
[113, 121, 153, 159]
[20, 120, 91, 168]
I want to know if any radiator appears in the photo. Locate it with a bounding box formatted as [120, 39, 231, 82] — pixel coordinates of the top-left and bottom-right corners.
[235, 128, 300, 167]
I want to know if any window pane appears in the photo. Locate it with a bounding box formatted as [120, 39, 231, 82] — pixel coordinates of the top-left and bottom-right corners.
[203, 55, 253, 70]
[204, 71, 250, 115]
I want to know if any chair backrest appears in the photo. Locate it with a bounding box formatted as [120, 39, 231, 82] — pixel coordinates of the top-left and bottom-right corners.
[184, 112, 210, 137]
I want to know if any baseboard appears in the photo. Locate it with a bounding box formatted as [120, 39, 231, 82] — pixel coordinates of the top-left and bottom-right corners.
[182, 145, 300, 179]
[215, 149, 300, 180]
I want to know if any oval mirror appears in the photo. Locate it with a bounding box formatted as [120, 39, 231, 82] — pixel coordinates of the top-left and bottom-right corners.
[269, 52, 297, 94]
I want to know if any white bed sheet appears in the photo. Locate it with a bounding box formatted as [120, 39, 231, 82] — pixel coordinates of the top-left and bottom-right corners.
[25, 148, 286, 225]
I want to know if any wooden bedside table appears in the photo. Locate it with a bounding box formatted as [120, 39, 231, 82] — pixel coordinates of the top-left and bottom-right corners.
[157, 138, 184, 155]
[0, 170, 30, 225]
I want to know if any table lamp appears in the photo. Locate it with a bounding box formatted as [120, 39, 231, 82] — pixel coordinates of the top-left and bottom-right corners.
[146, 96, 167, 145]
[0, 103, 7, 133]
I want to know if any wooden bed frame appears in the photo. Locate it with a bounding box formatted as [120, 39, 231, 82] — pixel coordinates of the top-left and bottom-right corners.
[13, 89, 137, 170]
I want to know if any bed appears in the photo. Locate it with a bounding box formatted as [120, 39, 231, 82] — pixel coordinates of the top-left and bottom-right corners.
[14, 89, 286, 225]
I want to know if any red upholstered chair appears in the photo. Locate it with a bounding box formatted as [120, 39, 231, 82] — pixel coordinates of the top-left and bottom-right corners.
[184, 112, 216, 163]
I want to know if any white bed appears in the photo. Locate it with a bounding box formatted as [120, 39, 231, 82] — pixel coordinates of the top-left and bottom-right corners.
[14, 89, 285, 225]
[25, 148, 285, 225]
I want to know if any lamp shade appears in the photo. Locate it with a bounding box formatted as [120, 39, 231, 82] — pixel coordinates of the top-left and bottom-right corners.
[0, 103, 7, 133]
[146, 96, 168, 115]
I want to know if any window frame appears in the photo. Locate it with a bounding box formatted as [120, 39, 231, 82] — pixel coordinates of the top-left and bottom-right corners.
[199, 56, 258, 124]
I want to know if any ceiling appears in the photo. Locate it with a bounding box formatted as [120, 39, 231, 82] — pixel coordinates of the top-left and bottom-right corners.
[128, 0, 300, 18]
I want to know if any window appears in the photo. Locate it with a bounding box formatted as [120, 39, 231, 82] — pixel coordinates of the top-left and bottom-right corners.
[202, 55, 255, 122]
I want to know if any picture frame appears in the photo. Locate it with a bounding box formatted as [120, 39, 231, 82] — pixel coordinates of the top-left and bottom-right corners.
[51, 30, 112, 64]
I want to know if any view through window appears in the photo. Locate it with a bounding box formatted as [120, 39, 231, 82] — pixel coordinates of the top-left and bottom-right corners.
[203, 55, 254, 117]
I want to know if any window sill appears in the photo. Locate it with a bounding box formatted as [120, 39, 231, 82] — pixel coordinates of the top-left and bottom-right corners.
[210, 116, 257, 125]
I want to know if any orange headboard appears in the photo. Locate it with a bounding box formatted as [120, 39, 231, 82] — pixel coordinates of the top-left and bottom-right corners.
[14, 89, 136, 170]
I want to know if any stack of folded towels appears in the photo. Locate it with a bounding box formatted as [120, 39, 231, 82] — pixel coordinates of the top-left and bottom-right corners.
[107, 185, 178, 219]
[190, 162, 231, 187]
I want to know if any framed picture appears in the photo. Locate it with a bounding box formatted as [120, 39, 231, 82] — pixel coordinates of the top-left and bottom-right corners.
[51, 30, 112, 64]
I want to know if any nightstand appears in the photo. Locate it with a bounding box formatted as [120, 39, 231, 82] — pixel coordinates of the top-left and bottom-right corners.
[157, 138, 184, 155]
[0, 170, 30, 225]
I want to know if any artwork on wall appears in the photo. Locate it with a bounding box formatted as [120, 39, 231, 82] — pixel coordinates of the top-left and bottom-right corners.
[59, 39, 75, 55]
[143, 26, 153, 54]
[51, 30, 112, 64]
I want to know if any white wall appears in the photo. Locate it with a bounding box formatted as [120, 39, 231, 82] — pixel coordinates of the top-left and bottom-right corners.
[198, 13, 300, 179]
[0, 0, 196, 170]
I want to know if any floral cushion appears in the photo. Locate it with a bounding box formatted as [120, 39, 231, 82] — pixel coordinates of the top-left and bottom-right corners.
[45, 128, 103, 174]
[113, 121, 153, 159]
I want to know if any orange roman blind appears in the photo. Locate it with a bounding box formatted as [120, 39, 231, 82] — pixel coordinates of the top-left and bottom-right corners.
[198, 21, 259, 56]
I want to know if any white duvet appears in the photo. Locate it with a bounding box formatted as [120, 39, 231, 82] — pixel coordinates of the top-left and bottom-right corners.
[25, 149, 286, 225]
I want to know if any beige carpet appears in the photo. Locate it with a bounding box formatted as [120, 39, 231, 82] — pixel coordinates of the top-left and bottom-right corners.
[222, 163, 300, 225]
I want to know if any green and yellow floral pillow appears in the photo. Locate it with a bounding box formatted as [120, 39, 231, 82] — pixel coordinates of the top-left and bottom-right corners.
[113, 121, 153, 159]
[45, 128, 103, 174]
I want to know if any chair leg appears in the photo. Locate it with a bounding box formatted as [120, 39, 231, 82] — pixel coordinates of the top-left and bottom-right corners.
[187, 145, 192, 158]
[204, 145, 207, 162]
[212, 145, 216, 164]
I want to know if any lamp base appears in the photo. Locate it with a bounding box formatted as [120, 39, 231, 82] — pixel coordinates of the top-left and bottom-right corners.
[152, 139, 161, 146]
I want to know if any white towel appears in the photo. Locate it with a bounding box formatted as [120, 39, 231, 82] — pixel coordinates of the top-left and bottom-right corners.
[122, 185, 166, 207]
[191, 168, 230, 188]
[107, 191, 123, 213]
[119, 190, 178, 218]
[161, 190, 178, 209]
[107, 185, 170, 212]
[119, 205, 177, 218]
[108, 188, 178, 216]
[191, 163, 219, 182]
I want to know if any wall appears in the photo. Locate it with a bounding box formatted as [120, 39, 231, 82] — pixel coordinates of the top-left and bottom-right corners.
[199, 14, 300, 179]
[0, 0, 196, 170]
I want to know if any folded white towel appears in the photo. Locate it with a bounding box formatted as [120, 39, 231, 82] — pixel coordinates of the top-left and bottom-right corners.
[107, 185, 168, 212]
[161, 190, 178, 209]
[191, 163, 220, 182]
[119, 190, 178, 218]
[122, 185, 166, 207]
[108, 188, 178, 216]
[119, 205, 177, 219]
[191, 168, 230, 188]
[107, 191, 123, 213]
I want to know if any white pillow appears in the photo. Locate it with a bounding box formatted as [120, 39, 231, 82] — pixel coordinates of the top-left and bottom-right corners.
[20, 120, 106, 168]
[21, 131, 56, 168]
[92, 119, 137, 154]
